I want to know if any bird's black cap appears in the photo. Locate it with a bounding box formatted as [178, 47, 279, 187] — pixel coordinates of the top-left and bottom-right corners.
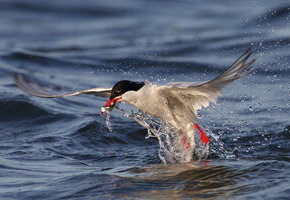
[110, 80, 145, 100]
[110, 80, 145, 99]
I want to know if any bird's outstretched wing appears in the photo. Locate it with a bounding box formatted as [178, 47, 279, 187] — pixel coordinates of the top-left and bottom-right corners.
[12, 73, 111, 98]
[159, 48, 256, 114]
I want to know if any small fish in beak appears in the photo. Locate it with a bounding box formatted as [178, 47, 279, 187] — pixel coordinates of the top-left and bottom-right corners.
[100, 105, 114, 114]
[100, 97, 122, 115]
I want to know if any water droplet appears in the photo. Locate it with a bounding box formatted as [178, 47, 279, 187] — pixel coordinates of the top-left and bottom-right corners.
[115, 107, 209, 163]
[249, 106, 253, 111]
[103, 112, 112, 132]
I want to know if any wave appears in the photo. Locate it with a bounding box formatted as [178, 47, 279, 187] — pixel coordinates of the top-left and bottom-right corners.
[1, 51, 83, 68]
[2, 1, 133, 18]
[0, 97, 66, 122]
[252, 5, 290, 25]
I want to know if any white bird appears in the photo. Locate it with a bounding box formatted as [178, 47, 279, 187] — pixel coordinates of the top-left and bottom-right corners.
[13, 49, 255, 152]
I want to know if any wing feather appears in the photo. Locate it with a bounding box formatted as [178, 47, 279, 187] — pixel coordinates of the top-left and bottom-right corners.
[12, 73, 111, 98]
[159, 48, 256, 114]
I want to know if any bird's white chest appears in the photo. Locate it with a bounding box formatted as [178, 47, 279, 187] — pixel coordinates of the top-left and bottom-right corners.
[122, 84, 166, 118]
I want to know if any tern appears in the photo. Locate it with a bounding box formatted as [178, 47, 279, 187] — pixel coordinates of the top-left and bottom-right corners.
[13, 49, 255, 151]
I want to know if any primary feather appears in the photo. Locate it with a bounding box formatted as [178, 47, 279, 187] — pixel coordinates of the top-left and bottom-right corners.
[159, 48, 256, 114]
[12, 73, 111, 98]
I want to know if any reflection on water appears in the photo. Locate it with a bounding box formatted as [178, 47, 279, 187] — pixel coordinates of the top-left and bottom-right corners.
[110, 161, 243, 199]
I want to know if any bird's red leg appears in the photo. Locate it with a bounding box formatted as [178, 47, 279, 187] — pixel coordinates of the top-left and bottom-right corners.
[177, 130, 191, 150]
[193, 123, 210, 145]
[181, 136, 191, 150]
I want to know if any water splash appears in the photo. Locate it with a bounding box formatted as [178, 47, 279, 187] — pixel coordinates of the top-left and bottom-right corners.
[103, 106, 210, 164]
[102, 111, 113, 132]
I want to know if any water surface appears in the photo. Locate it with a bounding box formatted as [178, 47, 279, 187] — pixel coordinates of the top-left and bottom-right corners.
[0, 0, 290, 199]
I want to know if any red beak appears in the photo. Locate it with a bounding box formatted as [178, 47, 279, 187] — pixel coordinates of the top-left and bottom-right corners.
[103, 97, 122, 107]
[104, 99, 113, 107]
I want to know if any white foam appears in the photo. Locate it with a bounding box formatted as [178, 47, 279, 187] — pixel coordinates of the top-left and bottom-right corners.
[108, 107, 210, 164]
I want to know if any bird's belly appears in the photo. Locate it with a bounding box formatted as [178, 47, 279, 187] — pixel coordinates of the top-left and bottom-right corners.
[135, 96, 196, 131]
[135, 97, 167, 119]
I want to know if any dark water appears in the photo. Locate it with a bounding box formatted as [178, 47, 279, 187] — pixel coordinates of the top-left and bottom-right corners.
[0, 0, 290, 199]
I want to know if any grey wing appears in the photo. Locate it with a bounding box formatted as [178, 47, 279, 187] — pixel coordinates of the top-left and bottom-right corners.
[13, 73, 111, 98]
[159, 48, 256, 114]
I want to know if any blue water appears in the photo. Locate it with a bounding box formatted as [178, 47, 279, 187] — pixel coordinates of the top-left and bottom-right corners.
[0, 0, 290, 199]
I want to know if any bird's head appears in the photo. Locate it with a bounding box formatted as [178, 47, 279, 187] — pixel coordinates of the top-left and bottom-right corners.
[101, 80, 144, 114]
